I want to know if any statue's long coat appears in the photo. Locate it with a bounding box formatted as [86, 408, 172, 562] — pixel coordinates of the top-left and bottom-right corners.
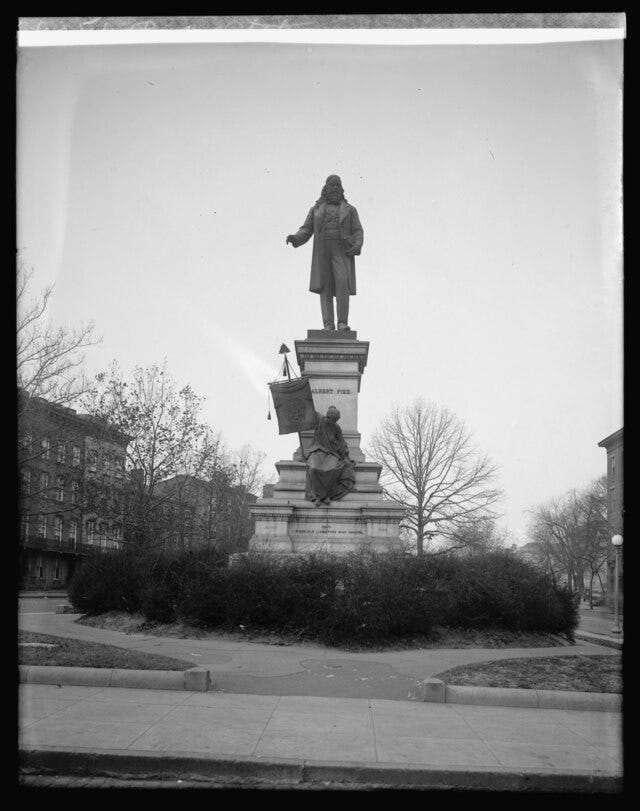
[291, 200, 364, 296]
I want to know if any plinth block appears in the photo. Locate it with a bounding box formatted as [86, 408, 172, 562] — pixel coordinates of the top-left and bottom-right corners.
[250, 498, 406, 554]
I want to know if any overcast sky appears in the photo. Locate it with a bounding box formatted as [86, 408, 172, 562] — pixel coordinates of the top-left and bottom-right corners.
[17, 38, 623, 542]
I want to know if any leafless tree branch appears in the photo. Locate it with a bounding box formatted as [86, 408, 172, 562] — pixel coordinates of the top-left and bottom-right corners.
[368, 398, 502, 555]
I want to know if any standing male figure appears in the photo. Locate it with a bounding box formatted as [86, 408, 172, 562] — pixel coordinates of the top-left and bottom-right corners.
[286, 175, 364, 331]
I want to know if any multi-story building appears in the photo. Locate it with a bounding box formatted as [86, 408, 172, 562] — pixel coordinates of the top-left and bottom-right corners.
[598, 428, 623, 609]
[153, 474, 257, 552]
[18, 391, 130, 590]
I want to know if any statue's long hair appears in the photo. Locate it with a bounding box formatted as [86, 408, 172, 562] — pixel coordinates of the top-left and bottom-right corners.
[316, 175, 347, 205]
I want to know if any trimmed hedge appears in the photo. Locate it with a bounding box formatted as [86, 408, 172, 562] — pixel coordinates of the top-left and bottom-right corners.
[68, 547, 579, 645]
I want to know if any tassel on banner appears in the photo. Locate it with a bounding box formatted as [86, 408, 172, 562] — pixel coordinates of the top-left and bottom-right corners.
[267, 387, 272, 420]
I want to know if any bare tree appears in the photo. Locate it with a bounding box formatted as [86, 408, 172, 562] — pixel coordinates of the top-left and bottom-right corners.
[227, 444, 268, 549]
[368, 399, 502, 555]
[84, 361, 226, 549]
[579, 477, 611, 607]
[528, 476, 610, 601]
[17, 263, 100, 409]
[444, 516, 510, 556]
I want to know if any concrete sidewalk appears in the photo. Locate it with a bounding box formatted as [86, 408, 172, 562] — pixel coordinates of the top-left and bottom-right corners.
[19, 684, 622, 790]
[19, 611, 620, 702]
[576, 606, 623, 641]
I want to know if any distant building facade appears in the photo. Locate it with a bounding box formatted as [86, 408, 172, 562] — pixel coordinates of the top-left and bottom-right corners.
[598, 428, 623, 609]
[18, 392, 130, 590]
[153, 474, 258, 553]
[518, 541, 545, 568]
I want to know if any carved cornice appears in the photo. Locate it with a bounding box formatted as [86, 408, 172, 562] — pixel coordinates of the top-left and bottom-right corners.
[295, 338, 370, 374]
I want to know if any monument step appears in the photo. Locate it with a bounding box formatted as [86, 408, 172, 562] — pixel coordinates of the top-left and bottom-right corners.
[251, 498, 405, 514]
[269, 485, 385, 502]
[306, 329, 358, 340]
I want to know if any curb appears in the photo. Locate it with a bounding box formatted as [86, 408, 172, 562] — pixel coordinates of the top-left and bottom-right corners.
[419, 679, 621, 712]
[19, 667, 621, 711]
[19, 665, 211, 692]
[574, 631, 623, 650]
[18, 747, 622, 792]
[19, 592, 68, 598]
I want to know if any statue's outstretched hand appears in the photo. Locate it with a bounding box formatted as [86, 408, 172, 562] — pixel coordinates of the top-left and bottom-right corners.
[286, 235, 296, 246]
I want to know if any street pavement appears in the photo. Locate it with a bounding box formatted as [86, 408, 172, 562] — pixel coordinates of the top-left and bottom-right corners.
[18, 594, 623, 789]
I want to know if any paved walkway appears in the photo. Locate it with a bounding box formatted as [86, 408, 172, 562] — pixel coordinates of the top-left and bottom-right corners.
[19, 610, 620, 701]
[19, 683, 622, 786]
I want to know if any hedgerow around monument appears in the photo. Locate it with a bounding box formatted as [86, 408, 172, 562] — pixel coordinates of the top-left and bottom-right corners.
[68, 547, 579, 646]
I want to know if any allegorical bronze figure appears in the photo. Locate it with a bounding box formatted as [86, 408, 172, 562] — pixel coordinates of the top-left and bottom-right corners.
[286, 175, 363, 331]
[304, 406, 355, 505]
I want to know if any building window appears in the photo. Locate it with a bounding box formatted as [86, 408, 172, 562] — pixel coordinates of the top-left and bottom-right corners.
[69, 520, 78, 547]
[99, 521, 108, 545]
[54, 515, 63, 544]
[88, 450, 97, 472]
[71, 480, 79, 504]
[72, 445, 81, 466]
[86, 519, 96, 543]
[56, 476, 65, 502]
[40, 471, 50, 493]
[112, 523, 121, 541]
[37, 514, 46, 538]
[55, 558, 60, 580]
[38, 558, 44, 579]
[21, 514, 29, 539]
[22, 433, 33, 451]
[56, 442, 66, 463]
[41, 436, 50, 460]
[20, 468, 31, 495]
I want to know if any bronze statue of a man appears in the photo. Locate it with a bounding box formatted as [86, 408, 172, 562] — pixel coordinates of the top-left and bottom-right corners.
[286, 175, 363, 331]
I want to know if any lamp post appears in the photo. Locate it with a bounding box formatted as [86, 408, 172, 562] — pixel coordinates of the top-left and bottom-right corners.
[611, 534, 623, 635]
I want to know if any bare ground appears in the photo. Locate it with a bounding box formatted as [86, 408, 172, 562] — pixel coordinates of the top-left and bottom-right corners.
[75, 611, 573, 651]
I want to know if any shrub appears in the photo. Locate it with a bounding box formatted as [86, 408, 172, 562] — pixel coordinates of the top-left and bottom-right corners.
[425, 551, 578, 637]
[68, 545, 226, 618]
[68, 546, 579, 644]
[68, 547, 144, 614]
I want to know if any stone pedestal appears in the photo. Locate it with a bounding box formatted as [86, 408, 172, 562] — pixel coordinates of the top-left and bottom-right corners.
[250, 329, 405, 554]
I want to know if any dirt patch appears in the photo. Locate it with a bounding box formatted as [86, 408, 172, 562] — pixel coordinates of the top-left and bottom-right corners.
[435, 654, 622, 693]
[75, 612, 572, 651]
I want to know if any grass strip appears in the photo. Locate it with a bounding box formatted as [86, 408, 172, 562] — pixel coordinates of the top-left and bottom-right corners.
[434, 654, 622, 693]
[19, 630, 190, 671]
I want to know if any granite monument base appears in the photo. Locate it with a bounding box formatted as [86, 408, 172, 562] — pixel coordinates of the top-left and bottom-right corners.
[250, 329, 405, 554]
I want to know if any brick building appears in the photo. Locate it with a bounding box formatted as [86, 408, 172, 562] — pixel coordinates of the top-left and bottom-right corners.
[153, 474, 257, 552]
[598, 428, 623, 609]
[18, 392, 130, 590]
